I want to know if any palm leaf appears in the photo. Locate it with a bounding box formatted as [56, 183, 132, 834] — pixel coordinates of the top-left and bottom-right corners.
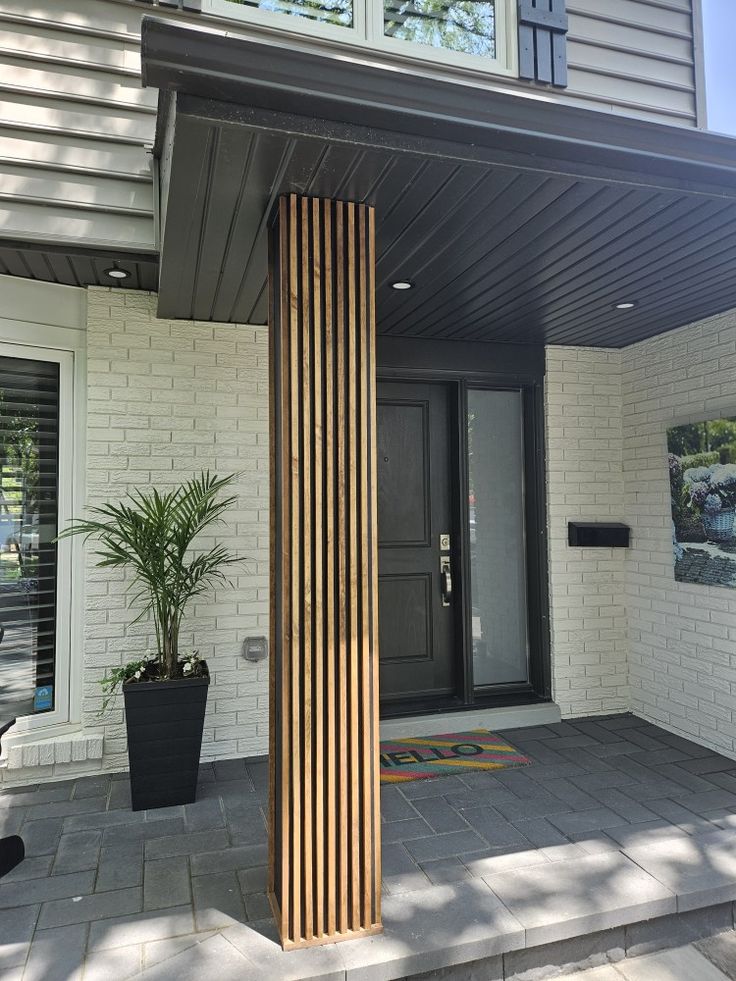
[58, 471, 242, 678]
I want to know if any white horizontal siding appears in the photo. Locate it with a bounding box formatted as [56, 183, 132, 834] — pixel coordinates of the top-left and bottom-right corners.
[0, 0, 156, 252]
[566, 0, 698, 125]
[0, 22, 141, 74]
[0, 198, 154, 249]
[0, 93, 154, 145]
[0, 0, 700, 257]
[0, 129, 151, 179]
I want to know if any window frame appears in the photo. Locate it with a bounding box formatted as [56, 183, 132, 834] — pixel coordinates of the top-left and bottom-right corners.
[368, 0, 516, 77]
[0, 338, 81, 735]
[201, 0, 518, 79]
[205, 0, 367, 45]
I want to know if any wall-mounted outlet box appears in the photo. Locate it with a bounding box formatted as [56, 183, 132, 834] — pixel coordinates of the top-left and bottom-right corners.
[242, 636, 268, 662]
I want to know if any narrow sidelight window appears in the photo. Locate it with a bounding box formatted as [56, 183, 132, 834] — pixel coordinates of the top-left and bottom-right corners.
[467, 388, 529, 688]
[0, 355, 61, 720]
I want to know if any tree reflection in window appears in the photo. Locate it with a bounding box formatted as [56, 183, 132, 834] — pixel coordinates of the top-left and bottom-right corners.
[384, 0, 496, 57]
[224, 0, 353, 27]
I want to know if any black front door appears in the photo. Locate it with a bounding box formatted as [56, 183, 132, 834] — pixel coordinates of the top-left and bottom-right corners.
[377, 380, 457, 713]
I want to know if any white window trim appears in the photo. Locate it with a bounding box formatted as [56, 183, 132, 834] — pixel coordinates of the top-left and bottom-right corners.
[0, 323, 86, 738]
[203, 0, 518, 79]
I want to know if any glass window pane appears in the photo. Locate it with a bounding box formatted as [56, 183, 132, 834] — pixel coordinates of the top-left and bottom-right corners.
[0, 356, 60, 719]
[221, 0, 353, 27]
[467, 389, 528, 687]
[384, 0, 496, 58]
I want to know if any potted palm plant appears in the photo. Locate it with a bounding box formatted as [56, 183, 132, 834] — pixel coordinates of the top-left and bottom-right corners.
[59, 471, 240, 810]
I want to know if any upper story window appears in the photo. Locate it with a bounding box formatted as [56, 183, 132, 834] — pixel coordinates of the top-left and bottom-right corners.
[209, 0, 354, 28]
[204, 0, 516, 76]
[384, 0, 496, 59]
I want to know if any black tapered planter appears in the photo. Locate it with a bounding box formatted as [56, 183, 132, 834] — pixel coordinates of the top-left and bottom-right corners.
[123, 664, 209, 811]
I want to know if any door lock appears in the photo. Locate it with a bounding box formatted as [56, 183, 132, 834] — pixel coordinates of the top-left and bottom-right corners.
[440, 555, 453, 606]
[439, 533, 450, 551]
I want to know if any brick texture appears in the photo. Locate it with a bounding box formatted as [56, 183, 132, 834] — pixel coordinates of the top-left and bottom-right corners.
[6, 288, 736, 782]
[545, 347, 629, 718]
[83, 289, 269, 767]
[623, 309, 736, 758]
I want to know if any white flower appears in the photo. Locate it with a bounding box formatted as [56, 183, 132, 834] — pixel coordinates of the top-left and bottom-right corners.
[183, 662, 192, 675]
[684, 467, 712, 484]
[134, 669, 142, 679]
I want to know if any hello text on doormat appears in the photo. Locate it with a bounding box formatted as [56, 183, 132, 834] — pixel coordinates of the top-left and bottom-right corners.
[379, 729, 531, 783]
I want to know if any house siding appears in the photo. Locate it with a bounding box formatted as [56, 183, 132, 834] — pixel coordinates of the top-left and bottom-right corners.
[545, 347, 629, 719]
[623, 308, 736, 758]
[0, 0, 157, 252]
[567, 0, 699, 126]
[0, 0, 701, 262]
[84, 289, 270, 769]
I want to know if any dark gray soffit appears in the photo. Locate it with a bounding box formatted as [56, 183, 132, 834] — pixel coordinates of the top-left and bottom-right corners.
[146, 20, 736, 347]
[0, 240, 159, 294]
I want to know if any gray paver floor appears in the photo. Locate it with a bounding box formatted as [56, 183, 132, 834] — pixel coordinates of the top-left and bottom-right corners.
[4, 714, 736, 977]
[558, 941, 732, 980]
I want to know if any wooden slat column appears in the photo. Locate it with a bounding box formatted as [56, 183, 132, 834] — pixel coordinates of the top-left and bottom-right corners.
[268, 193, 382, 950]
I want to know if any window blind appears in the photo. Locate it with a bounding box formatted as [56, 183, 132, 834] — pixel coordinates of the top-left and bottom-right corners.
[0, 356, 60, 719]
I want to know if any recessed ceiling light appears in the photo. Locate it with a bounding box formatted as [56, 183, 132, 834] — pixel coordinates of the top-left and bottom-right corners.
[391, 280, 413, 291]
[614, 301, 637, 310]
[104, 266, 130, 281]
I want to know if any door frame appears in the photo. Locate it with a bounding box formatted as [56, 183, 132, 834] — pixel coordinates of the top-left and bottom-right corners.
[376, 336, 551, 716]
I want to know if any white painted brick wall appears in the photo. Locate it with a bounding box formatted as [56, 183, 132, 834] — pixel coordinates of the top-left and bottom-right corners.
[9, 287, 735, 782]
[545, 347, 629, 718]
[83, 288, 269, 768]
[623, 309, 736, 758]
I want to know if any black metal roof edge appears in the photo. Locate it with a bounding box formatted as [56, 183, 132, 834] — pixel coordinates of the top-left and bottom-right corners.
[173, 94, 730, 200]
[141, 16, 736, 196]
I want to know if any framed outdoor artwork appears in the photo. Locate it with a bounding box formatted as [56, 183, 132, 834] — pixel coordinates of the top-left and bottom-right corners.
[668, 416, 736, 588]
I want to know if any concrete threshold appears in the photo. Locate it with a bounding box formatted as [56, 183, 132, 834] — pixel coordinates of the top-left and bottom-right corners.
[379, 702, 562, 741]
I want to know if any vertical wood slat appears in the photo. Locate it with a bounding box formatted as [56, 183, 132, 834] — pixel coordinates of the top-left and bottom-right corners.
[269, 193, 382, 951]
[288, 192, 302, 948]
[312, 196, 325, 942]
[324, 198, 337, 942]
[336, 200, 349, 940]
[368, 206, 382, 929]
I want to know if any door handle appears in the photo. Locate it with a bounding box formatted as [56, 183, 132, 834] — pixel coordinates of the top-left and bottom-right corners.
[440, 557, 453, 606]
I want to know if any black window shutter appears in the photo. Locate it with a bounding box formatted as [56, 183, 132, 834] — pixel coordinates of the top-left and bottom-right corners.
[518, 0, 569, 88]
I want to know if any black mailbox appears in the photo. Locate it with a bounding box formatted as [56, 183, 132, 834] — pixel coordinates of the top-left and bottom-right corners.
[568, 522, 630, 548]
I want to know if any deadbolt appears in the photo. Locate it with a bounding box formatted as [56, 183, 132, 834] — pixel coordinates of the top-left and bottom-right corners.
[439, 533, 450, 551]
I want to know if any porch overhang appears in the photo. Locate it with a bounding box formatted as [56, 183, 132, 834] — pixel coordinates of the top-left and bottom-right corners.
[143, 17, 736, 347]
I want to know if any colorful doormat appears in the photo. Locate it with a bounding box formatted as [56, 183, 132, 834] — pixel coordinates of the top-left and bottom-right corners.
[379, 729, 532, 783]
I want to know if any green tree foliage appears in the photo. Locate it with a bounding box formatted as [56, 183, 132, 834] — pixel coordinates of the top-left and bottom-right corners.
[226, 0, 352, 26]
[0, 387, 42, 582]
[668, 418, 736, 456]
[384, 0, 495, 56]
